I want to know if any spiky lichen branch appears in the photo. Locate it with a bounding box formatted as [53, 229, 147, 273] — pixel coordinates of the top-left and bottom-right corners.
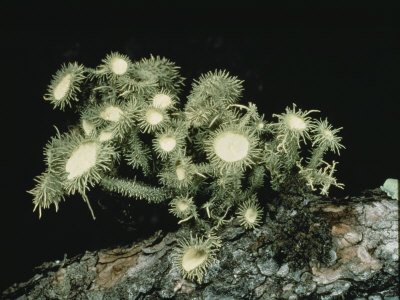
[100, 176, 170, 204]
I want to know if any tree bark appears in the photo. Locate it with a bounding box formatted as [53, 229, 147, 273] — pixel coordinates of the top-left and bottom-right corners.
[2, 188, 399, 300]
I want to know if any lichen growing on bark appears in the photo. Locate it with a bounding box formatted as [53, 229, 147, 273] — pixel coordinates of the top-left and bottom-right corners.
[29, 52, 345, 283]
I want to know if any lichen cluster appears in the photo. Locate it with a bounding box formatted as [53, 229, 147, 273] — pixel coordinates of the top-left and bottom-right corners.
[29, 52, 345, 283]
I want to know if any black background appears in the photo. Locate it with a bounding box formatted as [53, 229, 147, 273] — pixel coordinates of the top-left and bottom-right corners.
[1, 18, 399, 291]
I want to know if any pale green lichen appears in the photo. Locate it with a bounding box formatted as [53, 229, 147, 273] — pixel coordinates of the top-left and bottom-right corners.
[43, 62, 86, 110]
[29, 52, 345, 283]
[380, 178, 399, 200]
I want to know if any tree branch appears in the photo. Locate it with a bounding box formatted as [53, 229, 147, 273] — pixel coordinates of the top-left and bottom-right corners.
[2, 189, 398, 299]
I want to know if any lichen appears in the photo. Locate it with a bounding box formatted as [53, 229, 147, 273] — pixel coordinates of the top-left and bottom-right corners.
[29, 52, 345, 283]
[380, 178, 399, 200]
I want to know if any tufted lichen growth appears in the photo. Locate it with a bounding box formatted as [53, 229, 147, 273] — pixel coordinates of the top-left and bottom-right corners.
[29, 52, 345, 283]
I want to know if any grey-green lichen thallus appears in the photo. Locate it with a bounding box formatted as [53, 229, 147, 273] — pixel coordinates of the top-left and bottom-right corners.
[28, 52, 345, 283]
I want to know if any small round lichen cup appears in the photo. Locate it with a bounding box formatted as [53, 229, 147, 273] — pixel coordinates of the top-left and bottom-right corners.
[272, 103, 319, 152]
[168, 195, 195, 220]
[139, 106, 168, 133]
[146, 108, 164, 125]
[97, 52, 132, 79]
[214, 131, 249, 163]
[100, 105, 124, 122]
[172, 235, 217, 284]
[152, 93, 174, 109]
[205, 125, 260, 171]
[175, 165, 186, 181]
[159, 135, 177, 152]
[109, 56, 129, 75]
[236, 195, 263, 229]
[65, 141, 98, 180]
[44, 62, 86, 110]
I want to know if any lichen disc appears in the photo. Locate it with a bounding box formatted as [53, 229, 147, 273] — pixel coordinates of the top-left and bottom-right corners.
[323, 129, 333, 140]
[110, 57, 128, 75]
[244, 207, 257, 224]
[286, 114, 306, 131]
[99, 130, 113, 142]
[159, 135, 176, 152]
[54, 73, 72, 100]
[65, 142, 97, 180]
[182, 248, 207, 272]
[146, 109, 163, 125]
[177, 200, 189, 212]
[213, 131, 249, 162]
[153, 94, 172, 108]
[100, 106, 123, 122]
[176, 166, 186, 181]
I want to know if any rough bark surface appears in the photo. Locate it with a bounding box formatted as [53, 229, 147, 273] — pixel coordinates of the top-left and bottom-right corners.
[2, 189, 399, 300]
